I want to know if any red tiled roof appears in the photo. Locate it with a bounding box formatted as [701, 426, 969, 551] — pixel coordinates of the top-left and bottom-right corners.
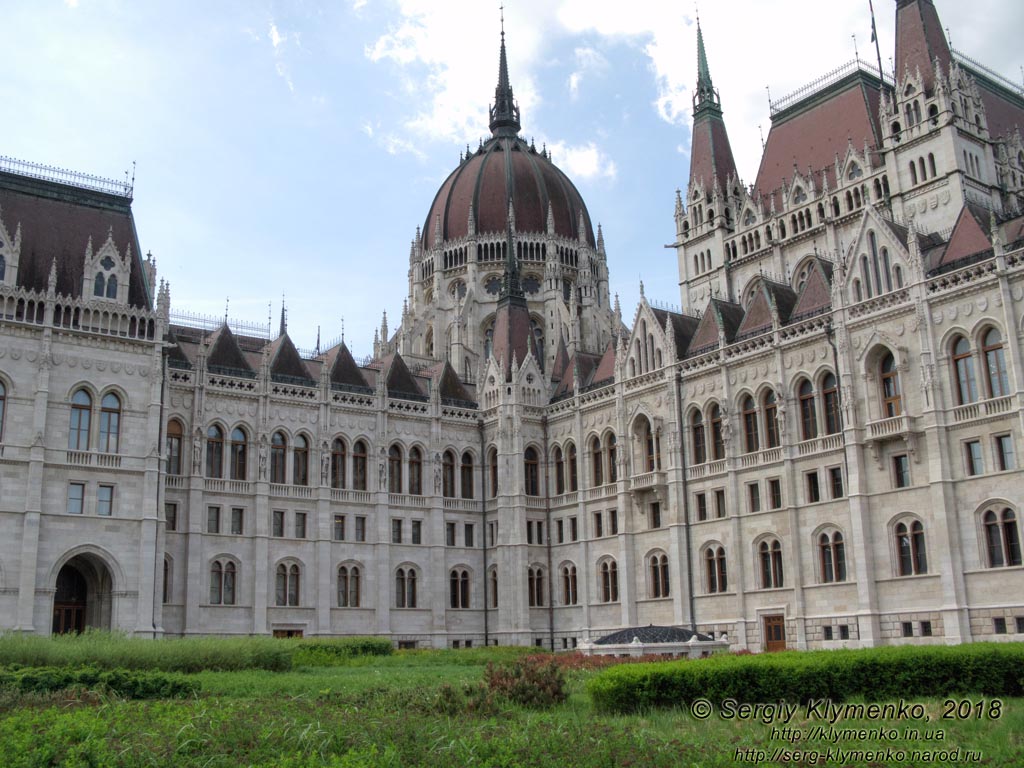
[935, 206, 992, 269]
[207, 325, 254, 374]
[268, 333, 312, 381]
[590, 342, 616, 385]
[895, 0, 951, 94]
[789, 260, 833, 320]
[690, 114, 738, 194]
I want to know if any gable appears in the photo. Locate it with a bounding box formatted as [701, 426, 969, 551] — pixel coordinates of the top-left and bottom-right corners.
[207, 325, 254, 376]
[329, 343, 371, 389]
[790, 262, 832, 320]
[736, 286, 773, 338]
[934, 206, 993, 270]
[270, 334, 312, 382]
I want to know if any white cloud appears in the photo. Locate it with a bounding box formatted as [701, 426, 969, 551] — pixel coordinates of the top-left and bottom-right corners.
[64, 0, 79, 7]
[568, 46, 608, 99]
[545, 140, 617, 181]
[267, 19, 301, 93]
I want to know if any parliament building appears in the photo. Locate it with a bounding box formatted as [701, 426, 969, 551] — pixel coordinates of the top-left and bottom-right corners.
[1, 0, 1022, 650]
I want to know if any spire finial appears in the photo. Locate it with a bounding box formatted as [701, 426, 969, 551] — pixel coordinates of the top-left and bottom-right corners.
[489, 6, 521, 137]
[279, 295, 287, 336]
[225, 297, 230, 324]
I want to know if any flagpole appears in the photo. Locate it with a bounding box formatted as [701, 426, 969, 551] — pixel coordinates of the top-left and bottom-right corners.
[869, 0, 887, 87]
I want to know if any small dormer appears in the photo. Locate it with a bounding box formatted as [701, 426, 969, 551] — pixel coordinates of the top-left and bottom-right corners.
[84, 228, 131, 304]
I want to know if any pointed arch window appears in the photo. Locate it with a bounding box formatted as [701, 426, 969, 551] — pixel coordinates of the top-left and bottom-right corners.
[984, 509, 1021, 568]
[554, 446, 565, 495]
[166, 419, 183, 475]
[206, 425, 225, 478]
[229, 427, 248, 480]
[293, 435, 309, 486]
[408, 446, 422, 495]
[460, 451, 474, 499]
[591, 437, 603, 486]
[528, 566, 545, 607]
[395, 567, 417, 608]
[819, 531, 847, 583]
[763, 391, 780, 448]
[94, 272, 106, 297]
[710, 404, 724, 460]
[337, 565, 360, 607]
[69, 389, 92, 450]
[649, 553, 670, 598]
[0, 381, 5, 442]
[561, 564, 578, 605]
[742, 396, 759, 453]
[705, 546, 727, 593]
[98, 393, 121, 453]
[331, 438, 347, 489]
[210, 560, 236, 605]
[270, 432, 287, 484]
[607, 434, 618, 482]
[488, 448, 498, 498]
[880, 352, 902, 417]
[442, 450, 456, 498]
[449, 569, 470, 609]
[895, 520, 927, 575]
[388, 445, 403, 494]
[567, 443, 578, 492]
[798, 380, 817, 440]
[106, 274, 118, 299]
[489, 567, 498, 608]
[599, 560, 619, 602]
[275, 563, 300, 606]
[524, 447, 540, 496]
[952, 336, 978, 404]
[982, 328, 1009, 398]
[822, 373, 841, 434]
[759, 539, 784, 588]
[691, 410, 706, 464]
[352, 440, 368, 490]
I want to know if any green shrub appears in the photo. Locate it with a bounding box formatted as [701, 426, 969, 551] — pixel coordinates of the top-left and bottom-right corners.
[484, 655, 567, 709]
[0, 665, 197, 699]
[292, 637, 392, 666]
[588, 642, 1024, 713]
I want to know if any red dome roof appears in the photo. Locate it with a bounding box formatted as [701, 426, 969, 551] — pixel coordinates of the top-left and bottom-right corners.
[422, 136, 595, 250]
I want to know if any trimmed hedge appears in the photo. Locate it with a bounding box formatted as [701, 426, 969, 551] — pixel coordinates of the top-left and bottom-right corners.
[0, 665, 198, 699]
[293, 637, 393, 666]
[588, 643, 1024, 713]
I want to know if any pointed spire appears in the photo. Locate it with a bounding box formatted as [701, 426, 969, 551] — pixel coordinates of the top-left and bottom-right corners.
[381, 310, 388, 346]
[895, 0, 951, 93]
[488, 7, 521, 138]
[693, 17, 719, 114]
[279, 297, 287, 337]
[688, 18, 738, 194]
[315, 326, 321, 356]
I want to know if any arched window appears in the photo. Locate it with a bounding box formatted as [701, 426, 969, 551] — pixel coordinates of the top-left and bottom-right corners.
[460, 451, 474, 499]
[69, 389, 92, 450]
[0, 255, 5, 282]
[895, 520, 927, 575]
[524, 447, 539, 496]
[705, 546, 727, 593]
[909, 160, 918, 185]
[759, 539, 784, 588]
[567, 443, 578, 492]
[561, 565, 578, 605]
[607, 434, 618, 482]
[489, 567, 498, 608]
[395, 567, 418, 608]
[270, 432, 287, 484]
[742, 396, 759, 453]
[275, 563, 300, 606]
[488, 448, 498, 498]
[798, 380, 817, 440]
[710, 404, 724, 460]
[331, 438, 347, 488]
[166, 419, 183, 475]
[98, 393, 121, 453]
[819, 531, 847, 583]
[951, 336, 977, 404]
[442, 450, 456, 498]
[483, 323, 493, 359]
[106, 274, 118, 299]
[209, 560, 236, 605]
[229, 427, 247, 480]
[691, 410, 707, 464]
[982, 328, 1009, 398]
[649, 554, 670, 598]
[293, 435, 309, 486]
[527, 566, 544, 607]
[352, 440, 368, 490]
[337, 565, 360, 607]
[591, 437, 603, 486]
[163, 558, 171, 604]
[408, 447, 422, 495]
[822, 373, 841, 434]
[554, 446, 565, 495]
[880, 352, 902, 417]
[984, 509, 1021, 567]
[449, 569, 470, 609]
[206, 425, 225, 478]
[93, 272, 106, 297]
[387, 445, 403, 494]
[599, 560, 619, 602]
[763, 390, 780, 448]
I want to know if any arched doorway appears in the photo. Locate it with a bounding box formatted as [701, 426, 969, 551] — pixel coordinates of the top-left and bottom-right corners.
[52, 555, 113, 634]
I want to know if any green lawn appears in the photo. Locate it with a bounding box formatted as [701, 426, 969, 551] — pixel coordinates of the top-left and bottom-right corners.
[0, 640, 1021, 767]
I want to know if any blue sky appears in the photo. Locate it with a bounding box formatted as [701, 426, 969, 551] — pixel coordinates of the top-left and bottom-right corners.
[4, 0, 1021, 357]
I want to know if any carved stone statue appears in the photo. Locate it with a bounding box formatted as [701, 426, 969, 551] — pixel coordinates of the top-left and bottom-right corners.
[321, 441, 330, 486]
[258, 434, 268, 481]
[434, 452, 442, 494]
[192, 428, 203, 474]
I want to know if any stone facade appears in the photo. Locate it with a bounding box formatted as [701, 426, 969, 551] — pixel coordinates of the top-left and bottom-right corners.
[0, 0, 1022, 649]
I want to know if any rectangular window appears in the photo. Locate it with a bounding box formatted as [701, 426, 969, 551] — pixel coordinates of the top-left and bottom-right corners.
[1016, 616, 1024, 634]
[893, 454, 910, 488]
[768, 479, 782, 510]
[920, 621, 933, 637]
[609, 509, 618, 535]
[488, 521, 497, 547]
[901, 621, 914, 638]
[995, 434, 1015, 471]
[747, 483, 761, 513]
[696, 493, 708, 522]
[411, 520, 422, 545]
[391, 519, 403, 544]
[68, 483, 85, 515]
[164, 503, 178, 531]
[355, 516, 366, 542]
[464, 639, 472, 648]
[569, 517, 578, 541]
[97, 485, 114, 517]
[333, 514, 346, 541]
[993, 617, 1007, 634]
[714, 489, 726, 519]
[526, 520, 534, 544]
[464, 523, 474, 548]
[536, 521, 544, 545]
[838, 624, 850, 640]
[295, 512, 307, 539]
[805, 471, 820, 503]
[272, 510, 285, 538]
[557, 519, 565, 543]
[650, 502, 662, 529]
[231, 507, 244, 535]
[964, 440, 984, 476]
[594, 512, 603, 538]
[823, 626, 833, 641]
[397, 640, 416, 650]
[829, 467, 844, 499]
[207, 505, 220, 533]
[446, 522, 456, 546]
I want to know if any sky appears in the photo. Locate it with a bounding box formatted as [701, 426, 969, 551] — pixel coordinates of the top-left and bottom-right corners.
[3, 0, 1022, 358]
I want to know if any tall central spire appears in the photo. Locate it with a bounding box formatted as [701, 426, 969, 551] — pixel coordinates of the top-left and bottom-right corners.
[693, 19, 720, 115]
[489, 8, 521, 137]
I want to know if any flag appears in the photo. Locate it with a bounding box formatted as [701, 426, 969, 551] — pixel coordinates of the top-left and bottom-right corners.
[869, 0, 877, 43]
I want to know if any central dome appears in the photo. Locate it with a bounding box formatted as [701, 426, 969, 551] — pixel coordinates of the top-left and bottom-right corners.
[422, 136, 596, 251]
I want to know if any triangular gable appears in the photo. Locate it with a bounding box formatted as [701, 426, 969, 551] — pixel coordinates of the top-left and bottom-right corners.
[935, 206, 993, 269]
[790, 260, 833, 320]
[686, 303, 722, 356]
[269, 333, 312, 381]
[735, 286, 774, 338]
[654, 310, 700, 359]
[590, 342, 616, 386]
[552, 352, 599, 398]
[764, 282, 797, 325]
[164, 328, 193, 368]
[207, 324, 254, 375]
[385, 352, 423, 399]
[550, 332, 570, 381]
[436, 361, 474, 404]
[328, 343, 370, 389]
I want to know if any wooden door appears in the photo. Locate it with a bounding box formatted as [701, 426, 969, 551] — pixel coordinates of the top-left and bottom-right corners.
[763, 615, 786, 652]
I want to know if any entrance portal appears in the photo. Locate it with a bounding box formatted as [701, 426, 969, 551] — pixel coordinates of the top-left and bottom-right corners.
[52, 555, 113, 634]
[763, 614, 787, 652]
